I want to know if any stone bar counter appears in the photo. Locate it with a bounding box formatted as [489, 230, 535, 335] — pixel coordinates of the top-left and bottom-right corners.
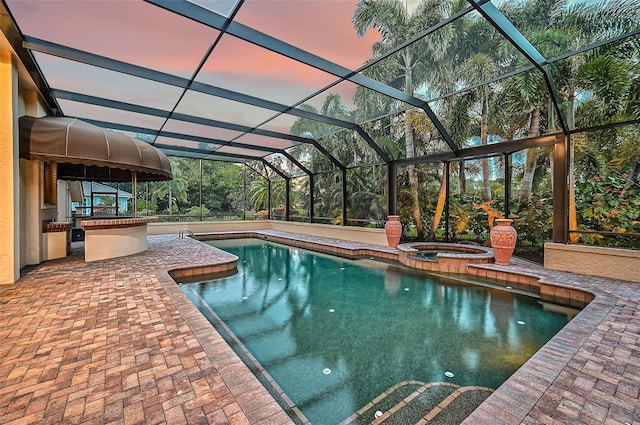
[81, 216, 158, 262]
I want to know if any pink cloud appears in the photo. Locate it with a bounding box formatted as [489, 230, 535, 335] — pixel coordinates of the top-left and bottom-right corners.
[7, 0, 218, 77]
[233, 0, 381, 70]
[34, 53, 184, 110]
[7, 0, 384, 137]
[198, 35, 340, 103]
[175, 90, 277, 128]
[162, 120, 244, 141]
[57, 99, 166, 130]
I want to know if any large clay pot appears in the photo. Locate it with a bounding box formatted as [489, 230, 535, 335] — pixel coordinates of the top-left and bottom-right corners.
[490, 218, 517, 265]
[385, 215, 402, 249]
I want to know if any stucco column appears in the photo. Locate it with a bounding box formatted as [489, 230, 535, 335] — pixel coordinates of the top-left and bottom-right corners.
[0, 49, 20, 283]
[20, 91, 44, 266]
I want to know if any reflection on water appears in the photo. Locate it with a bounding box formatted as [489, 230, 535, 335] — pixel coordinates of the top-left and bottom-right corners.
[384, 267, 401, 295]
[181, 240, 569, 425]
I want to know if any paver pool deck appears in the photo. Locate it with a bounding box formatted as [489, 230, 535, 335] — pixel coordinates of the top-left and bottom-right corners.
[0, 233, 638, 425]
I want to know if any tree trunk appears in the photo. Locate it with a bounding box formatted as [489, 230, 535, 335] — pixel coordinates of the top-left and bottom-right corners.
[403, 62, 424, 239]
[630, 161, 640, 183]
[431, 163, 448, 238]
[518, 106, 541, 208]
[406, 123, 424, 239]
[481, 97, 491, 201]
[459, 161, 466, 194]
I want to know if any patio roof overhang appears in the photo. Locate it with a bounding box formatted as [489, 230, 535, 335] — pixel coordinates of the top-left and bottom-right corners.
[19, 116, 172, 182]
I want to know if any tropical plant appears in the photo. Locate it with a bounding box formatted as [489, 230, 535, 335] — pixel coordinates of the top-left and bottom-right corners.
[514, 193, 554, 246]
[314, 172, 344, 222]
[538, 0, 640, 241]
[151, 175, 187, 215]
[496, 0, 640, 239]
[348, 166, 387, 223]
[457, 53, 500, 201]
[353, 0, 455, 239]
[575, 173, 640, 248]
[186, 205, 210, 219]
[249, 177, 286, 211]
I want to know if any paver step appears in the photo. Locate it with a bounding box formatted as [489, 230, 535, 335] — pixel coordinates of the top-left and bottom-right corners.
[341, 381, 426, 425]
[424, 386, 495, 425]
[343, 381, 494, 425]
[372, 383, 459, 425]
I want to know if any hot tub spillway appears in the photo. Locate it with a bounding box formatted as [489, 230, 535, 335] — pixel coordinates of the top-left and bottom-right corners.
[415, 249, 464, 261]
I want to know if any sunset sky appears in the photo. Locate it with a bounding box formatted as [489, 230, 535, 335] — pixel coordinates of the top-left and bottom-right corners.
[7, 0, 388, 139]
[5, 0, 604, 154]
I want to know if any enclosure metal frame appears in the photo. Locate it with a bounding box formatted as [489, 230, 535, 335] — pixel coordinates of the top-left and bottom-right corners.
[2, 0, 638, 241]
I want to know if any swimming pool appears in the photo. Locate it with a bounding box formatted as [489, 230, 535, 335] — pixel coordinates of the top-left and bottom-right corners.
[179, 239, 569, 425]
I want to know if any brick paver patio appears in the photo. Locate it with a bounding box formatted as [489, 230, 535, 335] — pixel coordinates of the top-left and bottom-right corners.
[0, 233, 638, 424]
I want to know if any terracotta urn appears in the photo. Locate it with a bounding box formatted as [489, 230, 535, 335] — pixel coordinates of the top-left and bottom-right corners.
[384, 215, 402, 249]
[490, 218, 517, 265]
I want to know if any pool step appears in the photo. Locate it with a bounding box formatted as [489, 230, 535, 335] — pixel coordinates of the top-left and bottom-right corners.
[419, 386, 495, 425]
[343, 382, 493, 425]
[340, 381, 428, 425]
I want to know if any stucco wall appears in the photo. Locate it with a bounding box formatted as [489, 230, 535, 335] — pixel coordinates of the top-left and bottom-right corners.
[0, 49, 19, 283]
[148, 220, 388, 246]
[544, 242, 640, 283]
[148, 220, 268, 235]
[84, 225, 149, 262]
[268, 221, 387, 245]
[2, 34, 60, 282]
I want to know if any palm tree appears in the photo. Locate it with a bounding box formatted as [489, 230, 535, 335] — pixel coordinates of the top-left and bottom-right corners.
[498, 66, 548, 207]
[611, 127, 640, 190]
[434, 4, 512, 227]
[151, 177, 187, 215]
[314, 171, 344, 222]
[540, 0, 640, 240]
[496, 0, 639, 235]
[457, 53, 499, 201]
[348, 166, 387, 222]
[291, 93, 356, 169]
[249, 176, 286, 211]
[494, 0, 553, 205]
[293, 91, 397, 224]
[353, 0, 454, 239]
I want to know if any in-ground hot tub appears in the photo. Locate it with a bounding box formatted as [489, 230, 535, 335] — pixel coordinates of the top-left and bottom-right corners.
[397, 242, 494, 273]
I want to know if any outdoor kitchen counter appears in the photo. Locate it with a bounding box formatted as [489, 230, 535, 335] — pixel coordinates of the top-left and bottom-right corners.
[81, 216, 158, 261]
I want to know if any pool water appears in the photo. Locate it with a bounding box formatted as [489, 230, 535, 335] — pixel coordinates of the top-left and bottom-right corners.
[180, 239, 568, 425]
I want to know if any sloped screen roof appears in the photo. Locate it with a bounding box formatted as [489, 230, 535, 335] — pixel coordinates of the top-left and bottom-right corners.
[2, 0, 639, 174]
